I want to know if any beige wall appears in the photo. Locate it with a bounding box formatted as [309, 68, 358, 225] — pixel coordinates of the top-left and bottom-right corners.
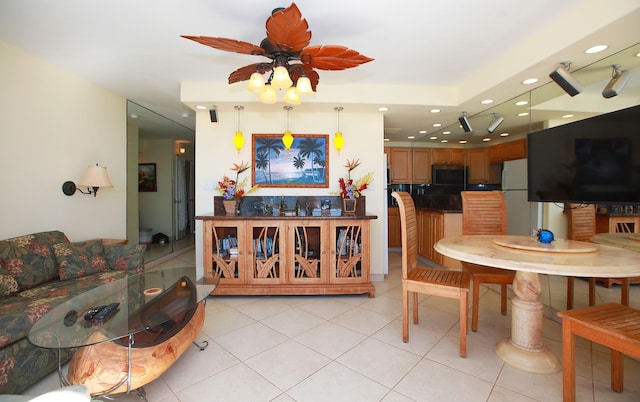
[0, 40, 128, 241]
[187, 104, 386, 278]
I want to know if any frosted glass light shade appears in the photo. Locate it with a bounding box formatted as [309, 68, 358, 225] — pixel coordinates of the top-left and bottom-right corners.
[259, 85, 277, 104]
[283, 86, 300, 104]
[247, 72, 265, 93]
[334, 131, 344, 152]
[296, 76, 313, 95]
[282, 130, 294, 150]
[272, 66, 293, 89]
[233, 131, 244, 152]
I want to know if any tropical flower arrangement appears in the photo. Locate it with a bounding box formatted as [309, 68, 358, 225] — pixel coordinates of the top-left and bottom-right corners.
[338, 158, 373, 199]
[217, 161, 259, 200]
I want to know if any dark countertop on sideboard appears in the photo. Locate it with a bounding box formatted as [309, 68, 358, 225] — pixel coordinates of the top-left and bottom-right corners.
[196, 213, 378, 220]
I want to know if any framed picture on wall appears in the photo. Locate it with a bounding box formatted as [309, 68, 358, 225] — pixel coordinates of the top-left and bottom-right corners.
[138, 163, 157, 192]
[251, 134, 329, 188]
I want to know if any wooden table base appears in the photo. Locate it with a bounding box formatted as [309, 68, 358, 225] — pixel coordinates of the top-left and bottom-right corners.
[67, 301, 205, 396]
[495, 271, 561, 374]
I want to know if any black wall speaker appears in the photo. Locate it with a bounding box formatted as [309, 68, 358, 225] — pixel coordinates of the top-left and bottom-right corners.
[549, 66, 583, 97]
[458, 114, 472, 133]
[209, 109, 218, 122]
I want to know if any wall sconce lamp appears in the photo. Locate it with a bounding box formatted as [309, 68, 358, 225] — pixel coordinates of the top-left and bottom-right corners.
[334, 106, 344, 153]
[62, 164, 113, 197]
[233, 105, 245, 152]
[602, 64, 631, 98]
[549, 61, 583, 97]
[487, 113, 504, 133]
[282, 105, 294, 150]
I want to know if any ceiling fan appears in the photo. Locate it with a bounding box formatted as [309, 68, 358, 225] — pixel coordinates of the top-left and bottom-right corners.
[181, 2, 373, 103]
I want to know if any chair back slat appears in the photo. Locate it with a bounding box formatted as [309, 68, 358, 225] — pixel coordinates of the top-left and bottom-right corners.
[461, 191, 507, 235]
[391, 191, 417, 279]
[567, 203, 596, 241]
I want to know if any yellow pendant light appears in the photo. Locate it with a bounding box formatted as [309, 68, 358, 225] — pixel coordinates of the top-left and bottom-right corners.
[334, 106, 344, 153]
[233, 105, 244, 152]
[282, 106, 294, 150]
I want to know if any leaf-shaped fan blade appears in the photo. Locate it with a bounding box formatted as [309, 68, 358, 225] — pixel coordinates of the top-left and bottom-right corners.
[289, 65, 319, 92]
[301, 45, 374, 70]
[228, 63, 273, 84]
[181, 35, 265, 56]
[265, 3, 311, 53]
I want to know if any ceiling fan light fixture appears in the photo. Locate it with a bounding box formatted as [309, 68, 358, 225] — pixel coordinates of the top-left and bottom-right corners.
[259, 84, 278, 104]
[283, 86, 301, 104]
[295, 76, 313, 95]
[247, 72, 266, 93]
[272, 66, 293, 89]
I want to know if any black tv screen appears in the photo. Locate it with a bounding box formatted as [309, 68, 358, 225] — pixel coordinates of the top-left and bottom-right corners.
[527, 104, 640, 205]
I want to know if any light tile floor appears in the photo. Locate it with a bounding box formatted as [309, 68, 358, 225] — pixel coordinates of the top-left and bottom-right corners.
[23, 250, 640, 401]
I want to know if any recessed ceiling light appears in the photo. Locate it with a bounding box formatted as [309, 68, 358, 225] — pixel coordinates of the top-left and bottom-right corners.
[130, 114, 138, 119]
[500, 133, 509, 137]
[433, 123, 441, 127]
[441, 139, 448, 143]
[430, 109, 441, 113]
[585, 44, 608, 54]
[515, 100, 528, 106]
[384, 138, 390, 141]
[636, 52, 640, 58]
[195, 105, 207, 110]
[407, 135, 415, 139]
[430, 136, 438, 140]
[481, 99, 493, 104]
[459, 140, 467, 144]
[378, 107, 389, 112]
[518, 112, 529, 117]
[522, 78, 538, 85]
[181, 112, 190, 118]
[562, 114, 574, 118]
[442, 131, 451, 135]
[483, 138, 491, 142]
[419, 130, 427, 134]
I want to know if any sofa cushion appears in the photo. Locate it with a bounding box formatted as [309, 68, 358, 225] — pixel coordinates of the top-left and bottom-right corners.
[0, 263, 19, 298]
[54, 240, 109, 281]
[0, 232, 67, 292]
[104, 243, 145, 274]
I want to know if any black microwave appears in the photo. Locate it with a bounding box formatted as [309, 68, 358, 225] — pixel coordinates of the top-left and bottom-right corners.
[432, 165, 467, 185]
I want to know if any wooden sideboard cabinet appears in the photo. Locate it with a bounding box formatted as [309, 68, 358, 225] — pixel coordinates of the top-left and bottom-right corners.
[596, 214, 640, 234]
[197, 215, 376, 297]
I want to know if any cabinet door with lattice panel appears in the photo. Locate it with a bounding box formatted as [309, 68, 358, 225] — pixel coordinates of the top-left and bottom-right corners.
[330, 220, 371, 284]
[288, 220, 327, 284]
[202, 220, 244, 285]
[248, 222, 286, 284]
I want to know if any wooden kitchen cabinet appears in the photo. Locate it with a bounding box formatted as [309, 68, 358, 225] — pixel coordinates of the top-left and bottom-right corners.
[387, 207, 401, 247]
[431, 148, 464, 165]
[489, 144, 505, 164]
[504, 138, 527, 160]
[412, 148, 432, 183]
[466, 148, 489, 183]
[596, 214, 640, 233]
[416, 210, 462, 269]
[389, 147, 412, 183]
[198, 216, 375, 296]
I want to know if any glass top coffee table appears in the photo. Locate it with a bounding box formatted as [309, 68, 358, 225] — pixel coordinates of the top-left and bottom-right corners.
[28, 267, 217, 399]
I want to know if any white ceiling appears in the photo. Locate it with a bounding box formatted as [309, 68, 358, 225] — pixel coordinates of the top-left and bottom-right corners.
[1, 1, 639, 144]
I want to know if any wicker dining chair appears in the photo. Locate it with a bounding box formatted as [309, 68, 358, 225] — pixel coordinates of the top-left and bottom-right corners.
[460, 191, 515, 332]
[392, 191, 470, 357]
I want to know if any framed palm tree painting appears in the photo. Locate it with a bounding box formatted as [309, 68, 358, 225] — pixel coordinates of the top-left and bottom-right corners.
[252, 134, 329, 187]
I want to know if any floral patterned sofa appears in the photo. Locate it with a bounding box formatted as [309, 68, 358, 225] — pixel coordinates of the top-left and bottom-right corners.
[0, 231, 144, 394]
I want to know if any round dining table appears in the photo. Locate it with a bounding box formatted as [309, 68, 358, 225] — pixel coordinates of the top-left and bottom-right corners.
[435, 234, 640, 374]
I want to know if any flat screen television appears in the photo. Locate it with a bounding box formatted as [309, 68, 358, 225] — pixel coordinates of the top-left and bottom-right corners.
[527, 104, 640, 205]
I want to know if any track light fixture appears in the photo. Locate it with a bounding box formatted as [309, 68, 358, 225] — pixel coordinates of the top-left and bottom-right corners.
[602, 64, 631, 98]
[487, 113, 504, 133]
[458, 112, 472, 133]
[549, 61, 583, 97]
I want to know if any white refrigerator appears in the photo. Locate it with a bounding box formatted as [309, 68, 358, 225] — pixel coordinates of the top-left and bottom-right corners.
[502, 159, 542, 236]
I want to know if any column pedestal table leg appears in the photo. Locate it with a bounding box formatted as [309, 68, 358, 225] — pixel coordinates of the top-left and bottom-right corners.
[495, 271, 561, 374]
